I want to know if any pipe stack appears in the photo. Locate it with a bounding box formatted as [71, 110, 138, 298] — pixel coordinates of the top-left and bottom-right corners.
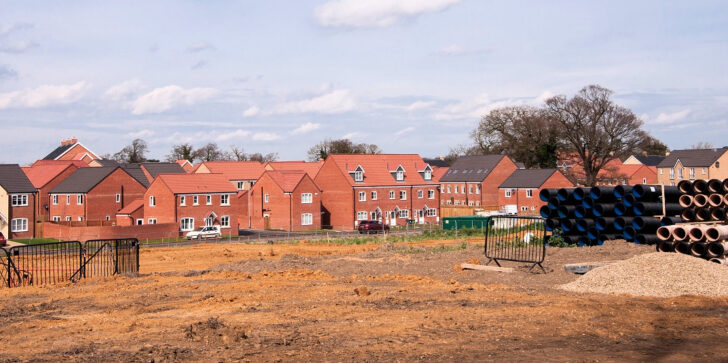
[656, 224, 728, 263]
[676, 179, 728, 222]
[540, 185, 684, 247]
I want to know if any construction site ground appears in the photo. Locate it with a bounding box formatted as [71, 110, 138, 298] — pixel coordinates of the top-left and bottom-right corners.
[2, 239, 728, 361]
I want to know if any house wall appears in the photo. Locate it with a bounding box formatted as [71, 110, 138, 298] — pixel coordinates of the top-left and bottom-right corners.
[314, 160, 355, 230]
[57, 144, 97, 161]
[498, 172, 573, 214]
[352, 185, 439, 228]
[628, 166, 657, 185]
[290, 177, 322, 231]
[143, 181, 176, 224]
[36, 165, 79, 221]
[657, 152, 728, 185]
[174, 193, 239, 234]
[481, 157, 519, 207]
[439, 182, 481, 207]
[248, 174, 322, 231]
[116, 207, 144, 226]
[622, 155, 642, 165]
[48, 193, 86, 222]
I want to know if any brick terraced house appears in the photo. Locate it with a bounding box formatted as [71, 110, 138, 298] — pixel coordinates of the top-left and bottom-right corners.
[498, 169, 573, 214]
[314, 154, 440, 230]
[0, 164, 37, 240]
[48, 166, 147, 222]
[243, 170, 322, 231]
[263, 161, 324, 178]
[143, 173, 241, 235]
[194, 161, 266, 191]
[439, 155, 519, 208]
[656, 148, 728, 186]
[22, 160, 84, 221]
[42, 138, 99, 163]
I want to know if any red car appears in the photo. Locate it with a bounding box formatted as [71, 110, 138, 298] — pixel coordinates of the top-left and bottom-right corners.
[0, 232, 5, 247]
[358, 220, 390, 234]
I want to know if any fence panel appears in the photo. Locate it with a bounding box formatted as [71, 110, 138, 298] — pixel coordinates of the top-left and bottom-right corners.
[484, 216, 546, 272]
[1, 248, 9, 288]
[7, 242, 84, 287]
[83, 238, 140, 278]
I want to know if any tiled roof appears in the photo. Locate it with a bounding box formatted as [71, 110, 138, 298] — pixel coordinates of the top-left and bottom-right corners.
[156, 173, 237, 194]
[22, 163, 78, 188]
[0, 164, 37, 193]
[121, 164, 150, 187]
[500, 169, 562, 188]
[117, 199, 144, 215]
[31, 160, 88, 168]
[42, 143, 75, 160]
[196, 161, 265, 180]
[94, 159, 121, 167]
[439, 155, 508, 182]
[602, 164, 654, 178]
[50, 166, 121, 193]
[632, 154, 665, 166]
[325, 154, 438, 186]
[265, 161, 324, 178]
[141, 162, 186, 179]
[432, 167, 449, 182]
[657, 148, 728, 168]
[423, 158, 450, 168]
[265, 170, 308, 193]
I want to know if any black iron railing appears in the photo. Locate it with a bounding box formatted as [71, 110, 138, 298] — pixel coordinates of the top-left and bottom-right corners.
[484, 216, 546, 272]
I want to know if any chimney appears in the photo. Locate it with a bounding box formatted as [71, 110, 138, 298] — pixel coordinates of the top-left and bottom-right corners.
[61, 137, 78, 146]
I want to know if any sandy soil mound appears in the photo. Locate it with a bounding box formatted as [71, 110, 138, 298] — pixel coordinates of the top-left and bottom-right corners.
[560, 252, 728, 297]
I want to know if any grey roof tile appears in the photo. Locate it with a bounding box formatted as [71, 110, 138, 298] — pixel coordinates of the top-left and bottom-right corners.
[657, 148, 728, 168]
[0, 164, 36, 193]
[50, 166, 120, 193]
[439, 155, 506, 182]
[499, 169, 560, 188]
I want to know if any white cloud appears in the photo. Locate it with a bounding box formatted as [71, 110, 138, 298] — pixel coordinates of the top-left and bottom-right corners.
[292, 122, 321, 134]
[187, 42, 215, 53]
[105, 79, 145, 101]
[274, 89, 356, 114]
[252, 132, 281, 141]
[131, 85, 218, 115]
[217, 129, 251, 141]
[394, 126, 415, 137]
[436, 44, 464, 55]
[127, 129, 154, 138]
[405, 100, 435, 111]
[0, 81, 89, 109]
[315, 0, 460, 28]
[0, 40, 38, 53]
[646, 109, 691, 125]
[433, 92, 551, 121]
[535, 91, 554, 104]
[243, 106, 260, 117]
[342, 131, 364, 139]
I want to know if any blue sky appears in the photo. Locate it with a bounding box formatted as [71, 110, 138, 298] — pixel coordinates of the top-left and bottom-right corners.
[1, 0, 727, 164]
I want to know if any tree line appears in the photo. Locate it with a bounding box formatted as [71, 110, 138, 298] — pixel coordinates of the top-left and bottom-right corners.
[106, 140, 280, 164]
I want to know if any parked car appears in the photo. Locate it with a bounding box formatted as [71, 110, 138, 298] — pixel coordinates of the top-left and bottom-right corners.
[185, 226, 222, 240]
[358, 220, 390, 234]
[0, 232, 5, 246]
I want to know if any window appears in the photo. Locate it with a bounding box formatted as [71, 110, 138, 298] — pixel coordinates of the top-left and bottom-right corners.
[354, 170, 363, 182]
[505, 189, 512, 198]
[52, 195, 58, 205]
[357, 211, 368, 220]
[65, 216, 71, 222]
[78, 216, 83, 222]
[717, 162, 721, 168]
[396, 170, 404, 181]
[105, 216, 110, 221]
[301, 193, 313, 204]
[428, 190, 435, 199]
[52, 216, 60, 222]
[447, 186, 451, 193]
[180, 218, 194, 231]
[399, 209, 409, 218]
[149, 196, 156, 207]
[136, 219, 143, 225]
[205, 217, 213, 227]
[469, 186, 473, 194]
[468, 201, 474, 206]
[389, 190, 395, 199]
[148, 218, 157, 225]
[446, 200, 452, 205]
[180, 196, 186, 206]
[77, 195, 83, 205]
[678, 168, 683, 179]
[669, 169, 675, 179]
[221, 194, 229, 206]
[115, 194, 120, 203]
[476, 185, 480, 194]
[11, 194, 28, 206]
[427, 208, 437, 217]
[206, 195, 212, 205]
[399, 190, 406, 200]
[690, 168, 695, 179]
[11, 218, 28, 232]
[454, 186, 459, 194]
[193, 195, 199, 205]
[424, 169, 432, 180]
[359, 191, 366, 202]
[526, 189, 533, 198]
[659, 168, 663, 175]
[264, 194, 269, 203]
[221, 216, 230, 228]
[521, 206, 528, 211]
[531, 206, 536, 211]
[418, 190, 423, 199]
[237, 181, 245, 190]
[301, 213, 313, 226]
[642, 178, 647, 184]
[67, 194, 71, 205]
[371, 191, 377, 200]
[703, 168, 708, 174]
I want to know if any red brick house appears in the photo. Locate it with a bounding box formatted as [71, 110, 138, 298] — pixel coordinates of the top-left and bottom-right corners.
[194, 161, 265, 191]
[314, 154, 440, 230]
[439, 155, 519, 207]
[0, 164, 37, 240]
[22, 160, 83, 221]
[595, 164, 657, 186]
[143, 173, 241, 235]
[48, 166, 147, 222]
[263, 161, 324, 179]
[244, 170, 322, 231]
[498, 169, 573, 214]
[115, 199, 145, 226]
[42, 137, 99, 163]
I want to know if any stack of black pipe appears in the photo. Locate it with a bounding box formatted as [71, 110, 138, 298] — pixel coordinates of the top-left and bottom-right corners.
[676, 179, 728, 222]
[539, 185, 683, 246]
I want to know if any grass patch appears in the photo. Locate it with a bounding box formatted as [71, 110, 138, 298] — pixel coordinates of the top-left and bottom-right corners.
[11, 238, 61, 245]
[401, 242, 469, 254]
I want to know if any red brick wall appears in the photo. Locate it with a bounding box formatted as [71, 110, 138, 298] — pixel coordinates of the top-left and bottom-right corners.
[143, 181, 176, 224]
[57, 144, 97, 161]
[48, 193, 85, 222]
[629, 166, 657, 185]
[481, 157, 518, 207]
[498, 172, 574, 213]
[288, 176, 322, 231]
[40, 221, 179, 241]
[248, 173, 321, 231]
[36, 165, 78, 220]
[352, 186, 439, 228]
[87, 169, 147, 221]
[171, 194, 239, 235]
[439, 182, 481, 206]
[9, 193, 36, 239]
[314, 160, 355, 230]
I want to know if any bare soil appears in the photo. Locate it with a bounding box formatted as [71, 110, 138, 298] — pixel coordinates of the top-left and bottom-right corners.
[2, 239, 728, 362]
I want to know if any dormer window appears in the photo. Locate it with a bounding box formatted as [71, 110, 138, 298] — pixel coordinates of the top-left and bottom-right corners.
[355, 170, 363, 182]
[424, 170, 431, 180]
[396, 170, 404, 181]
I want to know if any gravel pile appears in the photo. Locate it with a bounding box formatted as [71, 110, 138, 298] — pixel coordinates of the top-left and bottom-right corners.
[560, 252, 728, 297]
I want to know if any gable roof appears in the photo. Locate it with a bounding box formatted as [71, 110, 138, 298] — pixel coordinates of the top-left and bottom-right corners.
[631, 154, 665, 166]
[22, 163, 78, 188]
[116, 199, 144, 215]
[499, 169, 563, 188]
[602, 164, 655, 179]
[432, 166, 449, 182]
[31, 160, 88, 168]
[0, 164, 37, 193]
[50, 166, 127, 193]
[439, 155, 508, 182]
[141, 162, 186, 179]
[196, 161, 265, 180]
[264, 170, 311, 193]
[325, 154, 437, 186]
[423, 158, 450, 168]
[43, 144, 75, 160]
[657, 148, 728, 168]
[120, 164, 150, 187]
[265, 161, 324, 178]
[155, 173, 237, 194]
[92, 159, 120, 167]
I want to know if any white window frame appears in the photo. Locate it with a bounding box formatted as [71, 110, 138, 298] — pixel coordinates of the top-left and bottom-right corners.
[354, 170, 364, 182]
[357, 211, 368, 220]
[424, 169, 432, 180]
[221, 194, 230, 206]
[669, 168, 674, 179]
[193, 195, 199, 205]
[427, 208, 437, 217]
[115, 193, 120, 203]
[371, 191, 377, 200]
[689, 168, 695, 179]
[389, 190, 395, 199]
[454, 186, 459, 194]
[359, 191, 366, 202]
[469, 185, 473, 194]
[447, 185, 451, 193]
[237, 181, 245, 190]
[206, 195, 212, 205]
[659, 168, 663, 175]
[703, 167, 708, 174]
[264, 194, 269, 203]
[136, 219, 144, 225]
[642, 178, 647, 184]
[180, 195, 186, 206]
[678, 168, 683, 179]
[149, 195, 156, 207]
[78, 216, 83, 222]
[399, 190, 406, 200]
[77, 194, 83, 205]
[526, 189, 533, 198]
[180, 217, 194, 231]
[221, 215, 230, 228]
[105, 216, 110, 221]
[148, 218, 157, 225]
[65, 216, 71, 222]
[399, 209, 409, 218]
[301, 213, 313, 226]
[301, 193, 313, 204]
[52, 216, 60, 222]
[428, 190, 435, 199]
[505, 189, 512, 198]
[521, 206, 528, 211]
[52, 195, 58, 205]
[396, 170, 404, 181]
[418, 190, 423, 199]
[11, 194, 28, 207]
[476, 185, 480, 194]
[10, 218, 28, 232]
[67, 194, 71, 205]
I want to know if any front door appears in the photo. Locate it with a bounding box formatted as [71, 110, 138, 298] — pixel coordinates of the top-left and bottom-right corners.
[264, 214, 271, 230]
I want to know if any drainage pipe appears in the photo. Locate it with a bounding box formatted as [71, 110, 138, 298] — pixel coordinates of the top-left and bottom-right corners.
[660, 216, 683, 226]
[589, 186, 616, 202]
[539, 188, 559, 202]
[688, 225, 710, 242]
[678, 180, 694, 195]
[656, 225, 678, 241]
[693, 179, 709, 194]
[679, 194, 694, 208]
[707, 241, 728, 257]
[708, 179, 724, 194]
[672, 225, 689, 241]
[705, 225, 728, 242]
[693, 194, 709, 208]
[656, 240, 676, 253]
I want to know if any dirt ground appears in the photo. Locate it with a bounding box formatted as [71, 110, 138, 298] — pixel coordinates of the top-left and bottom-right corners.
[3, 239, 728, 362]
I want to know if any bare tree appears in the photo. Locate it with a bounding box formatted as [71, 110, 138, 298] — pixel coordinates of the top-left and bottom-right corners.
[306, 138, 382, 161]
[193, 143, 229, 162]
[545, 85, 647, 186]
[229, 146, 248, 161]
[166, 143, 195, 162]
[691, 141, 715, 149]
[113, 139, 148, 164]
[248, 152, 279, 162]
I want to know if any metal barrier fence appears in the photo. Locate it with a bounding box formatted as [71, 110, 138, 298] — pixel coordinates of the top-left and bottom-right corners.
[1, 239, 139, 288]
[484, 216, 546, 272]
